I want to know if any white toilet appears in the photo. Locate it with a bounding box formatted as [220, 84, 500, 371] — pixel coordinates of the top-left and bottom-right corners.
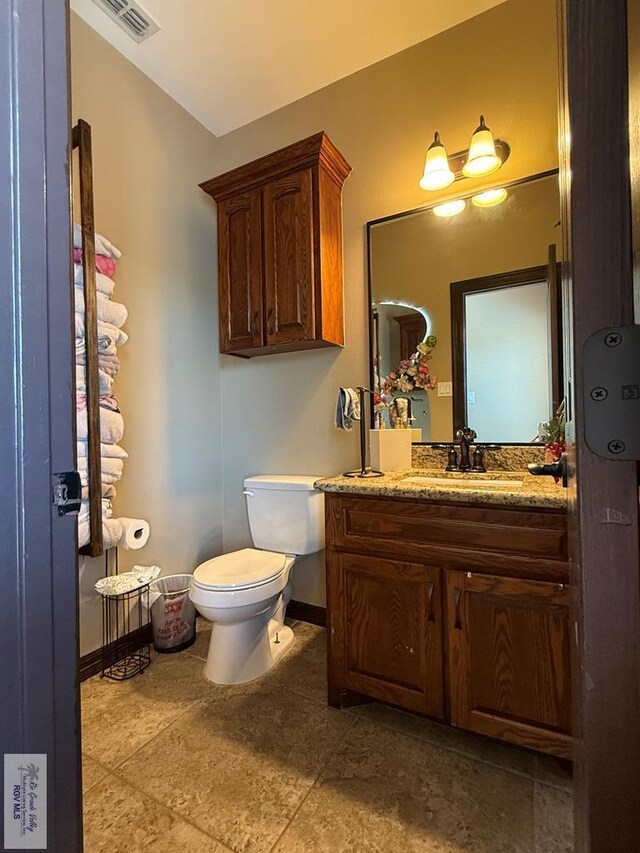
[189, 475, 324, 685]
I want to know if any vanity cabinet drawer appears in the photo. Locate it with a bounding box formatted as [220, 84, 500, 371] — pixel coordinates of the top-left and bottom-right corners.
[326, 494, 568, 580]
[446, 571, 572, 758]
[327, 552, 444, 718]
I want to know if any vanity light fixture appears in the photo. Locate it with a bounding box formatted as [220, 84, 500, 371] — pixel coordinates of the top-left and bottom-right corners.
[433, 198, 466, 218]
[471, 187, 508, 207]
[462, 115, 502, 178]
[419, 132, 455, 191]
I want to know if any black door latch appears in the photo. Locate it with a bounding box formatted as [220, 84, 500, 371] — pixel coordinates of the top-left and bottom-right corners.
[52, 471, 82, 516]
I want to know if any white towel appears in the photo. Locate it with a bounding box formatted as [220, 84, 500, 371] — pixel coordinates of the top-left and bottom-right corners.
[76, 407, 124, 444]
[75, 314, 128, 349]
[78, 516, 122, 549]
[77, 456, 124, 479]
[73, 223, 122, 260]
[335, 387, 361, 430]
[81, 484, 117, 500]
[74, 289, 128, 329]
[74, 264, 115, 297]
[79, 469, 121, 487]
[78, 498, 112, 525]
[77, 441, 127, 460]
[76, 364, 113, 397]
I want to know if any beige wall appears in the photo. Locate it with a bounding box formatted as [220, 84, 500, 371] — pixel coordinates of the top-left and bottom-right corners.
[214, 0, 559, 604]
[370, 175, 560, 440]
[71, 15, 223, 654]
[72, 0, 559, 639]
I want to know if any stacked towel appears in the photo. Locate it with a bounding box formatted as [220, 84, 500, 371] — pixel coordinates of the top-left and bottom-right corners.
[336, 387, 361, 430]
[75, 226, 128, 550]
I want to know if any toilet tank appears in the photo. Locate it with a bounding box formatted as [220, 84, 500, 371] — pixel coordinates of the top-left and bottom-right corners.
[243, 475, 325, 555]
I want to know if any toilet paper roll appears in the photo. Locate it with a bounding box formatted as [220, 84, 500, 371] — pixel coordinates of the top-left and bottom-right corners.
[118, 517, 151, 550]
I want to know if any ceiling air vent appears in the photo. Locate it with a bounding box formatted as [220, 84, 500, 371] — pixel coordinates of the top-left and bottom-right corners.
[91, 0, 160, 43]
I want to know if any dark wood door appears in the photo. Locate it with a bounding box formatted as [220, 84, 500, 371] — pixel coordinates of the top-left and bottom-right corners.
[447, 570, 572, 758]
[562, 0, 640, 845]
[334, 552, 444, 717]
[393, 313, 426, 361]
[263, 168, 315, 345]
[217, 189, 263, 352]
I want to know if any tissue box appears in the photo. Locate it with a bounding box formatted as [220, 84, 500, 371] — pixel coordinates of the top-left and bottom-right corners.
[370, 429, 412, 472]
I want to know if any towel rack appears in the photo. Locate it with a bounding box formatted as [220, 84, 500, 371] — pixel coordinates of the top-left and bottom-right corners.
[72, 119, 103, 557]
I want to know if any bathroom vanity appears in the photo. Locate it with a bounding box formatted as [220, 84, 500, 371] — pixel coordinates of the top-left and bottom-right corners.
[318, 472, 571, 759]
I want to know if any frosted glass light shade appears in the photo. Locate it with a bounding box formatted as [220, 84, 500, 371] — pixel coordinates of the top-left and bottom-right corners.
[472, 187, 508, 207]
[433, 198, 466, 218]
[463, 116, 501, 178]
[420, 132, 455, 191]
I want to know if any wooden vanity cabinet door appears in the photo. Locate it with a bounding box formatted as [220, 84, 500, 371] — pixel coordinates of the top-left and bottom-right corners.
[447, 571, 572, 758]
[333, 552, 444, 718]
[217, 189, 263, 352]
[263, 168, 315, 346]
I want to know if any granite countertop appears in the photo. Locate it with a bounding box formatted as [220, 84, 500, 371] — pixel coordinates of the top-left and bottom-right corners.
[314, 468, 567, 510]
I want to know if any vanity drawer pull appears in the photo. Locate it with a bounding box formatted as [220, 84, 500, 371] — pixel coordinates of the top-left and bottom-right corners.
[267, 307, 275, 335]
[454, 587, 462, 630]
[251, 310, 260, 338]
[426, 581, 436, 623]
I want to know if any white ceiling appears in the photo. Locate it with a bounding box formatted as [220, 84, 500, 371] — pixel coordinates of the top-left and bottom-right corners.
[71, 0, 506, 137]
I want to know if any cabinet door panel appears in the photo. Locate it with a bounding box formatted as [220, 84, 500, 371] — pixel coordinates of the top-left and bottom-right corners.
[263, 169, 314, 345]
[336, 552, 444, 717]
[217, 190, 263, 352]
[447, 571, 572, 757]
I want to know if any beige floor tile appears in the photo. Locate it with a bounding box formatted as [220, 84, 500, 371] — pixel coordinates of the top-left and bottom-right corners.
[82, 652, 213, 769]
[269, 622, 327, 705]
[349, 702, 537, 778]
[185, 617, 213, 662]
[82, 755, 109, 794]
[84, 772, 229, 852]
[534, 782, 574, 852]
[273, 720, 534, 853]
[535, 754, 573, 791]
[117, 686, 354, 853]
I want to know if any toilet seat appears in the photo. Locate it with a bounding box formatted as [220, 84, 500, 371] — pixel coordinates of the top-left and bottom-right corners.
[192, 547, 289, 591]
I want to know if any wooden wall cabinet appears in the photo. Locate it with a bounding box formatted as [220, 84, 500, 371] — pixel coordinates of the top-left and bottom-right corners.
[201, 133, 351, 357]
[325, 492, 571, 758]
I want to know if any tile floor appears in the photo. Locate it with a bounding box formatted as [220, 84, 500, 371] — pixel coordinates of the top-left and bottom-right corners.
[82, 619, 574, 852]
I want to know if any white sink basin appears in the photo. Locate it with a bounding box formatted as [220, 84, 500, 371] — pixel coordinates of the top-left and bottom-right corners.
[402, 475, 523, 489]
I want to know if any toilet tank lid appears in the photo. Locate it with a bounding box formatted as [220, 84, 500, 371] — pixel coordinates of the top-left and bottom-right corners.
[244, 475, 322, 491]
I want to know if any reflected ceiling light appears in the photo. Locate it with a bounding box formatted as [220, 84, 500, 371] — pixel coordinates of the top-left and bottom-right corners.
[433, 199, 466, 218]
[471, 187, 508, 207]
[419, 132, 455, 191]
[462, 115, 501, 178]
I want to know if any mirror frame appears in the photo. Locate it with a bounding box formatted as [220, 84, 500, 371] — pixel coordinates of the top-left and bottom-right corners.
[366, 168, 561, 445]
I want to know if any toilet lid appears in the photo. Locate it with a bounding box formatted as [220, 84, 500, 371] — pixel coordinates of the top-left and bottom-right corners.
[192, 548, 289, 590]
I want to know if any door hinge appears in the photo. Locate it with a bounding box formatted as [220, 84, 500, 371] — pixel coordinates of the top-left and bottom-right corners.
[52, 471, 82, 516]
[583, 324, 640, 460]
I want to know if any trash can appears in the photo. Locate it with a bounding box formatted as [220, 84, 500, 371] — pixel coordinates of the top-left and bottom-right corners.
[149, 574, 197, 653]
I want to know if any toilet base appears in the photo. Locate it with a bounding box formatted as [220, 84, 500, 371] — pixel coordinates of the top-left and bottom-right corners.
[203, 616, 294, 686]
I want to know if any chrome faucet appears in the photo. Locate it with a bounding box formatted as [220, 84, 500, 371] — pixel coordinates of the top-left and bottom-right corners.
[455, 427, 477, 472]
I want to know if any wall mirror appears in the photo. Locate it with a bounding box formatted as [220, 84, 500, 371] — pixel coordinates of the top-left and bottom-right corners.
[368, 171, 562, 444]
